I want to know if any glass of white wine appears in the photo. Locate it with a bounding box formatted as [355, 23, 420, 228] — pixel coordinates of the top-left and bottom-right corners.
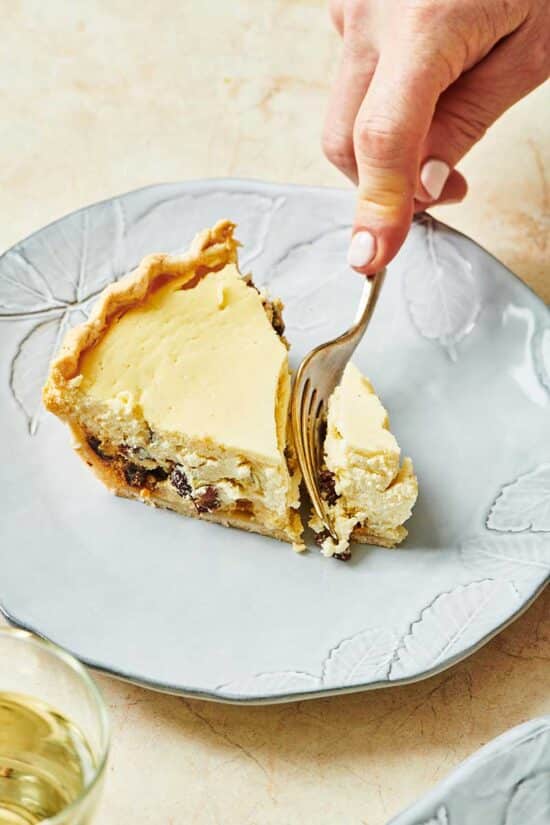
[0, 627, 109, 825]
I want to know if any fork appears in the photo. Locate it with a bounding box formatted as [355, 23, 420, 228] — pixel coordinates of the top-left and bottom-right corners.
[290, 268, 386, 541]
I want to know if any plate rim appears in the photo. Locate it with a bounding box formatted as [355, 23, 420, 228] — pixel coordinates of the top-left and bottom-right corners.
[1, 178, 548, 704]
[388, 713, 550, 824]
[0, 175, 546, 308]
[1, 578, 547, 704]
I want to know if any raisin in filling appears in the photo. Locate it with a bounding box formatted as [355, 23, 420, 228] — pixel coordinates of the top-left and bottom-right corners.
[170, 468, 192, 498]
[123, 462, 149, 488]
[149, 466, 169, 482]
[86, 433, 225, 513]
[123, 461, 169, 489]
[332, 551, 351, 562]
[87, 435, 113, 462]
[170, 470, 219, 514]
[319, 469, 339, 506]
[86, 431, 170, 491]
[313, 528, 331, 547]
[235, 498, 254, 513]
[194, 486, 220, 514]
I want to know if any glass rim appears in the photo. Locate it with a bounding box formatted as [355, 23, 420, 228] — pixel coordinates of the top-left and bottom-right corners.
[0, 626, 111, 822]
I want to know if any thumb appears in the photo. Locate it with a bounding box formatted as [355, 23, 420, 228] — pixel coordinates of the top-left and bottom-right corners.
[348, 51, 444, 274]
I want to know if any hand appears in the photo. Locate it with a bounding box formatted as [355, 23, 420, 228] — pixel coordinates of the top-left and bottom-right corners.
[323, 0, 550, 274]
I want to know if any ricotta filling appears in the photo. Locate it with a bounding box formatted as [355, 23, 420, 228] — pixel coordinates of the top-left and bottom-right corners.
[310, 363, 418, 557]
[67, 264, 301, 539]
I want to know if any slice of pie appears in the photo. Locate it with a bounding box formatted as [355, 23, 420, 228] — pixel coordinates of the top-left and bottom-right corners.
[310, 363, 418, 559]
[43, 221, 303, 546]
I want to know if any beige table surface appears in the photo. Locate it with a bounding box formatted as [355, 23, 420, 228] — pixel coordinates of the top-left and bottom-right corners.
[2, 2, 549, 823]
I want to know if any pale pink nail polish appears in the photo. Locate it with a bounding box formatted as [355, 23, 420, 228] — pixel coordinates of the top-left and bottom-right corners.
[420, 159, 451, 200]
[347, 230, 376, 269]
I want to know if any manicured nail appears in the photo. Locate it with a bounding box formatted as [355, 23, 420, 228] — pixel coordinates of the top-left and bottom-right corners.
[347, 230, 376, 269]
[420, 159, 450, 200]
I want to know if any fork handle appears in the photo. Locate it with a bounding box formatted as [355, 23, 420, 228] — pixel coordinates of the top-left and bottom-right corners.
[353, 269, 386, 328]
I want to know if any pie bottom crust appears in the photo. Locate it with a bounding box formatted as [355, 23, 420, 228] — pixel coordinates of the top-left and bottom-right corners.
[350, 527, 400, 549]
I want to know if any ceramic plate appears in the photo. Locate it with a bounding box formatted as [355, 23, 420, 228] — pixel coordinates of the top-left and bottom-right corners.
[389, 716, 550, 825]
[0, 180, 548, 703]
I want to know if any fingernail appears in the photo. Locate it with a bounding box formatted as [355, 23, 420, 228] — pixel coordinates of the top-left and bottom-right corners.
[420, 159, 450, 200]
[347, 230, 376, 269]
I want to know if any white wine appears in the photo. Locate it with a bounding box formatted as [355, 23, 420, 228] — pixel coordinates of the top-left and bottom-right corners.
[0, 692, 96, 824]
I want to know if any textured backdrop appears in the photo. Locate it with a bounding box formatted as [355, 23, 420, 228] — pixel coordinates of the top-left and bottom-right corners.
[1, 2, 549, 823]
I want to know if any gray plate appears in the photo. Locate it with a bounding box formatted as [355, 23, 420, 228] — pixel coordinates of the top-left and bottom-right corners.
[389, 716, 550, 825]
[0, 179, 548, 703]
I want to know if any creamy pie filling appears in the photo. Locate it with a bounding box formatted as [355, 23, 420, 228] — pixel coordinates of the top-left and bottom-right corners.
[61, 264, 302, 543]
[310, 364, 418, 558]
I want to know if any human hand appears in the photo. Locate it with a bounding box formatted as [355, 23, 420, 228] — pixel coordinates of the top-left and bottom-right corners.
[323, 0, 550, 273]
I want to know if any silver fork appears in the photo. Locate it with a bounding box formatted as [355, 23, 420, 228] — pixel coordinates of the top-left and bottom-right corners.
[290, 268, 386, 541]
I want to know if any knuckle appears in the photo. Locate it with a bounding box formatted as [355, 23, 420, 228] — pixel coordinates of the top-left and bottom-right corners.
[342, 0, 378, 45]
[431, 44, 466, 90]
[322, 127, 355, 169]
[353, 115, 417, 164]
[400, 2, 469, 88]
[341, 4, 372, 55]
[354, 118, 393, 156]
[438, 101, 490, 152]
[404, 0, 442, 29]
[342, 32, 369, 60]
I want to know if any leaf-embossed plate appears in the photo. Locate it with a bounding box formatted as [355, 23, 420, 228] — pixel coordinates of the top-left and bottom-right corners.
[389, 716, 550, 825]
[0, 180, 548, 703]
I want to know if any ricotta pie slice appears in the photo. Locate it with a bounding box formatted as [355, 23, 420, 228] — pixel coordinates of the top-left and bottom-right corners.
[310, 363, 418, 559]
[43, 221, 303, 546]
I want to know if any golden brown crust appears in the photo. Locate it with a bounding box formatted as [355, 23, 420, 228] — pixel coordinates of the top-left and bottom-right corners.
[139, 492, 301, 545]
[43, 220, 238, 415]
[351, 526, 404, 549]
